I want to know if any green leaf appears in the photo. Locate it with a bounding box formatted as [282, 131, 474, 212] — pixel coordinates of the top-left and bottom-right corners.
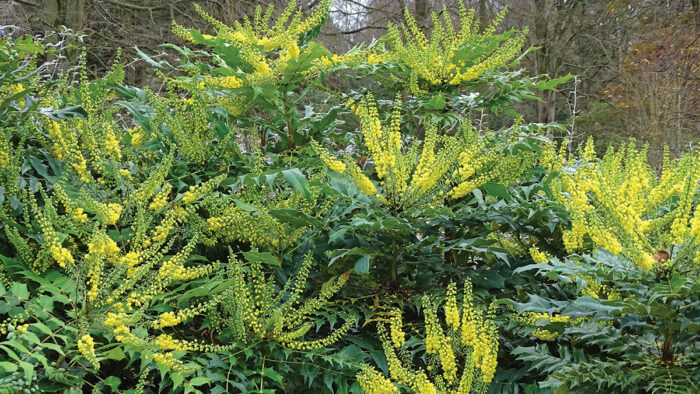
[0, 361, 18, 373]
[27, 156, 50, 179]
[232, 198, 259, 212]
[105, 376, 121, 391]
[105, 346, 126, 361]
[134, 46, 168, 68]
[282, 43, 331, 82]
[189, 376, 213, 386]
[171, 372, 184, 389]
[10, 282, 29, 300]
[536, 74, 574, 91]
[19, 361, 33, 382]
[282, 168, 311, 201]
[262, 368, 285, 388]
[0, 345, 19, 361]
[354, 255, 370, 274]
[483, 182, 511, 201]
[329, 247, 378, 266]
[39, 105, 87, 121]
[268, 209, 323, 228]
[242, 251, 281, 267]
[423, 92, 446, 110]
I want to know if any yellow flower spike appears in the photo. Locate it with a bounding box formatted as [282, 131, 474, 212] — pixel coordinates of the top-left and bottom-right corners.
[364, 279, 498, 391]
[384, 2, 526, 93]
[389, 309, 405, 349]
[105, 203, 122, 225]
[50, 245, 74, 268]
[77, 334, 100, 370]
[529, 245, 549, 264]
[444, 282, 460, 330]
[357, 365, 398, 393]
[347, 163, 377, 196]
[311, 140, 346, 174]
[153, 352, 194, 374]
[552, 142, 698, 270]
[326, 95, 512, 211]
[104, 129, 121, 159]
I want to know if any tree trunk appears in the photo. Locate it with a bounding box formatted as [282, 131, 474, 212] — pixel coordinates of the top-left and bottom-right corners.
[533, 0, 554, 122]
[479, 0, 489, 32]
[691, 0, 700, 31]
[415, 0, 429, 30]
[64, 0, 84, 31]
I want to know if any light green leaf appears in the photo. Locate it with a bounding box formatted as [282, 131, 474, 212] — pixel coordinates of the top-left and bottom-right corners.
[282, 168, 311, 201]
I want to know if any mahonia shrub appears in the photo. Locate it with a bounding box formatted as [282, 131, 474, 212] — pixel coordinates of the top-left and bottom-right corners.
[216, 251, 356, 350]
[315, 94, 544, 211]
[357, 281, 499, 393]
[544, 138, 700, 270]
[166, 0, 357, 149]
[511, 140, 700, 392]
[3, 173, 230, 368]
[0, 34, 45, 171]
[380, 4, 527, 95]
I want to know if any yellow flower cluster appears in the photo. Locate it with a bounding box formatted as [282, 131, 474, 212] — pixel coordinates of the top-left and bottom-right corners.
[513, 311, 586, 342]
[531, 328, 559, 341]
[226, 253, 353, 350]
[118, 251, 140, 277]
[150, 86, 210, 163]
[46, 120, 73, 160]
[154, 286, 232, 330]
[205, 180, 330, 250]
[449, 126, 538, 200]
[93, 202, 122, 225]
[204, 75, 243, 89]
[85, 233, 121, 301]
[578, 275, 621, 301]
[318, 95, 469, 209]
[207, 205, 286, 248]
[50, 245, 74, 269]
[37, 207, 74, 271]
[2, 83, 25, 107]
[319, 96, 539, 210]
[41, 101, 135, 184]
[87, 235, 120, 257]
[384, 3, 527, 93]
[529, 246, 549, 264]
[77, 334, 100, 369]
[311, 140, 346, 173]
[389, 309, 405, 349]
[360, 280, 499, 393]
[153, 352, 193, 374]
[172, 1, 339, 113]
[104, 129, 121, 159]
[520, 312, 571, 324]
[149, 183, 172, 211]
[357, 365, 398, 394]
[181, 174, 225, 205]
[128, 126, 148, 148]
[548, 139, 700, 270]
[0, 149, 9, 170]
[171, 262, 219, 281]
[347, 162, 378, 196]
[111, 326, 147, 348]
[70, 207, 88, 223]
[155, 333, 236, 353]
[461, 281, 498, 384]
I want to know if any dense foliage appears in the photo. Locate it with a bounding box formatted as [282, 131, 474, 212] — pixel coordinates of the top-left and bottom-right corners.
[0, 2, 697, 393]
